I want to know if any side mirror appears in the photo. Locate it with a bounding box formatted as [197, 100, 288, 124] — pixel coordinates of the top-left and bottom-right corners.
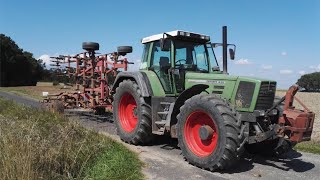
[229, 48, 235, 60]
[211, 43, 222, 48]
[160, 38, 170, 51]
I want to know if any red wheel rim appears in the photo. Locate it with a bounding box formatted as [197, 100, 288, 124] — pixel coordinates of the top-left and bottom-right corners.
[118, 93, 138, 132]
[184, 111, 218, 157]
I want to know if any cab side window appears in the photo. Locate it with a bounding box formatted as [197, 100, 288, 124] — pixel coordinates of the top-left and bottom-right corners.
[139, 43, 151, 70]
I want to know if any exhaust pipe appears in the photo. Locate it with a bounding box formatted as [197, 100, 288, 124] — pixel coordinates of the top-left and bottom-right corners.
[222, 26, 228, 74]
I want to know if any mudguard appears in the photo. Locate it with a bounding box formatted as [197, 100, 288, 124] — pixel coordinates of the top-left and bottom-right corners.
[111, 71, 153, 97]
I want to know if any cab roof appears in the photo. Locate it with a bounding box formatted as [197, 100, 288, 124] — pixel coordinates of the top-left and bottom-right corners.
[141, 30, 210, 44]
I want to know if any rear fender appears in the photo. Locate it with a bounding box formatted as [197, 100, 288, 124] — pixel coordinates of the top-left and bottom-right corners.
[112, 72, 152, 97]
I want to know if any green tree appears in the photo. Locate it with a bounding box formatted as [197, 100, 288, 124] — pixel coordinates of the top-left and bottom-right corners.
[0, 34, 46, 86]
[297, 72, 320, 92]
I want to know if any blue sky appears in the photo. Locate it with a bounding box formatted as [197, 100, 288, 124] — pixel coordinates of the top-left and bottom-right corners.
[1, 0, 319, 88]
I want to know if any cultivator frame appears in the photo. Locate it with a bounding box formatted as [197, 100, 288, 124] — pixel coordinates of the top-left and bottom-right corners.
[276, 85, 315, 142]
[42, 43, 133, 113]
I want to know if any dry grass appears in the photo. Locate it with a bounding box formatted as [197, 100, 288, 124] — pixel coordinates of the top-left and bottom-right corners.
[0, 98, 143, 180]
[0, 86, 74, 100]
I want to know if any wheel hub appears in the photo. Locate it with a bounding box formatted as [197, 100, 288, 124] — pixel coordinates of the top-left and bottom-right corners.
[184, 111, 218, 157]
[133, 107, 138, 117]
[199, 125, 214, 140]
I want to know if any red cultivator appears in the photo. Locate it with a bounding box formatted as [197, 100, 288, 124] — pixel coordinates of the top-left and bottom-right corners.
[42, 42, 133, 113]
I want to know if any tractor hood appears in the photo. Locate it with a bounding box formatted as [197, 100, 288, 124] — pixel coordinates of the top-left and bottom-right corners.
[185, 72, 275, 85]
[185, 72, 277, 112]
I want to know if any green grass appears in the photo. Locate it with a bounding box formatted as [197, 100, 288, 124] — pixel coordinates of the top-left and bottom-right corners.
[0, 98, 143, 180]
[294, 141, 320, 155]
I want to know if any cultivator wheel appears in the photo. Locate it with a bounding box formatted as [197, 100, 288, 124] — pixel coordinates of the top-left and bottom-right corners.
[177, 94, 245, 171]
[113, 79, 153, 145]
[82, 42, 99, 51]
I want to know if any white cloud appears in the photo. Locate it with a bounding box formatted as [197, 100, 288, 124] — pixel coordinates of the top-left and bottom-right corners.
[234, 58, 251, 65]
[127, 59, 141, 71]
[309, 64, 320, 72]
[261, 64, 272, 70]
[280, 69, 293, 74]
[281, 51, 287, 56]
[37, 54, 51, 69]
[298, 70, 306, 75]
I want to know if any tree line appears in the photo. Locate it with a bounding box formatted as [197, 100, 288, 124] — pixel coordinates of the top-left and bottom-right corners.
[0, 34, 45, 86]
[297, 72, 320, 92]
[0, 34, 71, 87]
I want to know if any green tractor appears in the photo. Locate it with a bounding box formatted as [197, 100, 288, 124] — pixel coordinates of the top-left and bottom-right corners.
[112, 26, 315, 170]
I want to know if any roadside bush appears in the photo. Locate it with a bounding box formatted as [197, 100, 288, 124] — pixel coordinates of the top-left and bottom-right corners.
[0, 98, 143, 180]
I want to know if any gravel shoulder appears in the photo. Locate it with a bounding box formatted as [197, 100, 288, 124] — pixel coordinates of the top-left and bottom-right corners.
[1, 91, 320, 180]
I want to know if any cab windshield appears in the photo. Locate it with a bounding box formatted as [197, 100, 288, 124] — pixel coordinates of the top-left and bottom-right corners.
[174, 40, 218, 72]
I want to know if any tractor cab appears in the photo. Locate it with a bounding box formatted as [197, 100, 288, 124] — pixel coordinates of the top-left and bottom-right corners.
[140, 30, 227, 94]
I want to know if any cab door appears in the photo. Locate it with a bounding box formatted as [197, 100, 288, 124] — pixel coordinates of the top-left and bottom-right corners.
[149, 41, 175, 95]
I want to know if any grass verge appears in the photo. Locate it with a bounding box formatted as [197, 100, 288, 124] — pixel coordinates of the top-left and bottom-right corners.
[0, 87, 41, 100]
[0, 98, 143, 180]
[294, 141, 320, 155]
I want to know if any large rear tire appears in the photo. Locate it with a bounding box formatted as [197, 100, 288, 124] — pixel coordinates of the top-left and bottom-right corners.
[177, 94, 244, 171]
[113, 79, 153, 145]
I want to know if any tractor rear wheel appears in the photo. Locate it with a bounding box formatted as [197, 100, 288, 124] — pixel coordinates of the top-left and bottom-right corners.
[177, 94, 244, 171]
[113, 79, 153, 145]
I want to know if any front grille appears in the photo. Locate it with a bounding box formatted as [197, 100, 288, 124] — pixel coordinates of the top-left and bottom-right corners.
[235, 82, 256, 108]
[255, 82, 276, 110]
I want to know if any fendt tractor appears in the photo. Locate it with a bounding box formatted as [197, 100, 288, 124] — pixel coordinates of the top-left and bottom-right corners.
[44, 26, 315, 171]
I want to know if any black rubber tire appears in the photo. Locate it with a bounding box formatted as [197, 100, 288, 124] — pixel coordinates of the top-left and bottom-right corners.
[117, 46, 132, 55]
[82, 42, 99, 51]
[177, 94, 244, 171]
[94, 107, 106, 115]
[113, 79, 153, 145]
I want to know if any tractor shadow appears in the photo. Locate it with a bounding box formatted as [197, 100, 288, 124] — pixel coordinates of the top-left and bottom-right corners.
[222, 150, 315, 174]
[151, 136, 315, 173]
[65, 111, 114, 123]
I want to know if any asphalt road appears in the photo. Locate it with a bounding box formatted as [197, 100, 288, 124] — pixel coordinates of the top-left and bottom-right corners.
[1, 91, 319, 180]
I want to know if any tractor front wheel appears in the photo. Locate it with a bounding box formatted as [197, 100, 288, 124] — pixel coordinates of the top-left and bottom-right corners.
[113, 79, 153, 145]
[177, 94, 244, 171]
